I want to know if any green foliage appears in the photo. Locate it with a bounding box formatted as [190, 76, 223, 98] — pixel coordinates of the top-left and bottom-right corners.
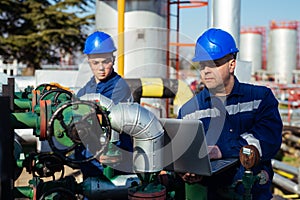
[0, 0, 95, 69]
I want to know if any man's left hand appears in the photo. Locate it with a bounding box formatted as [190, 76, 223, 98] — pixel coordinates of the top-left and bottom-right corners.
[208, 145, 222, 159]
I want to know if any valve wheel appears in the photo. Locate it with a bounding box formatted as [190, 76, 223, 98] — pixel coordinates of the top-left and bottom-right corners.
[35, 83, 62, 94]
[40, 89, 74, 106]
[47, 100, 111, 164]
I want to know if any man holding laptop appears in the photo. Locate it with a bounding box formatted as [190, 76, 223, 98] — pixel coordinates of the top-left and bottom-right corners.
[177, 28, 282, 199]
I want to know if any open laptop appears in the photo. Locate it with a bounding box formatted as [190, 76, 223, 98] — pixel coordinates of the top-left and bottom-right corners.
[159, 118, 238, 176]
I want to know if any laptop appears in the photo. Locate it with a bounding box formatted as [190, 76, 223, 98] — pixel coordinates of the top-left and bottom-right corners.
[159, 118, 238, 176]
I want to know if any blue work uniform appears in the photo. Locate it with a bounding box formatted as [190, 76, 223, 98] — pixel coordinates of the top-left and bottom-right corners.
[77, 70, 132, 104]
[77, 70, 133, 178]
[177, 76, 282, 199]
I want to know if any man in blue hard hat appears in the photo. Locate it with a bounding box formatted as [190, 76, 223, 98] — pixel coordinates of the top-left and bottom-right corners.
[76, 31, 133, 178]
[177, 28, 282, 199]
[77, 31, 132, 103]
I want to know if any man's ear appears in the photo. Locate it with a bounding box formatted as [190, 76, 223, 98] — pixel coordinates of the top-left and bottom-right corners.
[229, 59, 236, 73]
[112, 55, 116, 65]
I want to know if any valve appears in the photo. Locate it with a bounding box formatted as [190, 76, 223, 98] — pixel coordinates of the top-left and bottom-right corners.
[47, 100, 111, 164]
[35, 83, 72, 95]
[22, 152, 65, 180]
[14, 83, 74, 112]
[239, 145, 260, 170]
[39, 89, 74, 106]
[33, 83, 74, 110]
[35, 176, 78, 200]
[238, 145, 262, 200]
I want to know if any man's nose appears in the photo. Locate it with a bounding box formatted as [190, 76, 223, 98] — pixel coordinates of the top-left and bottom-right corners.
[98, 65, 105, 70]
[202, 66, 211, 73]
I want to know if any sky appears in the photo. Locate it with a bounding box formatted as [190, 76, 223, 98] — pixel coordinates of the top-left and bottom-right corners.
[178, 0, 300, 42]
[85, 0, 299, 42]
[82, 0, 300, 61]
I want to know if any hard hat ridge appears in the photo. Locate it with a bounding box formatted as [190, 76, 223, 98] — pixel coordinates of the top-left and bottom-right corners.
[83, 31, 117, 55]
[192, 28, 239, 62]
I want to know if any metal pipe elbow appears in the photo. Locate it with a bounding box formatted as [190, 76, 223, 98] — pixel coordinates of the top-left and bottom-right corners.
[109, 102, 164, 172]
[79, 93, 115, 110]
[108, 102, 163, 139]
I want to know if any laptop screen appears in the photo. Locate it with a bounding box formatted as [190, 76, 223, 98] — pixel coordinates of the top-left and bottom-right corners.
[160, 118, 212, 176]
[160, 118, 238, 176]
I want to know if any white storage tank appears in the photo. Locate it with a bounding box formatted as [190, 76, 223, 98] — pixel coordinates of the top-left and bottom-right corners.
[267, 21, 298, 84]
[95, 0, 168, 78]
[239, 27, 265, 75]
[95, 0, 169, 118]
[207, 0, 241, 47]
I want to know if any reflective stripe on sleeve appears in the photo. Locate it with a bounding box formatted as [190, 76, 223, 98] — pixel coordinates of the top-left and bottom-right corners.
[226, 100, 262, 115]
[182, 99, 262, 119]
[241, 132, 262, 157]
[183, 107, 220, 119]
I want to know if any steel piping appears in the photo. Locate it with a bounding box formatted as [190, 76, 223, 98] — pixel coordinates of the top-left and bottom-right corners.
[80, 93, 164, 173]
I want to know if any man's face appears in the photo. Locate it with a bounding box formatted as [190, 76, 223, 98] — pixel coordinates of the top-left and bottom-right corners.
[88, 53, 114, 82]
[199, 58, 235, 94]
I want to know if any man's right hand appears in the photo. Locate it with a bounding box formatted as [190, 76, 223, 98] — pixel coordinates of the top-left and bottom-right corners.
[178, 145, 222, 184]
[178, 172, 203, 183]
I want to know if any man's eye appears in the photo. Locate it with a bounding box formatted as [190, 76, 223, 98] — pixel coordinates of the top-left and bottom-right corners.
[199, 64, 206, 70]
[102, 58, 113, 64]
[102, 60, 110, 64]
[92, 61, 100, 65]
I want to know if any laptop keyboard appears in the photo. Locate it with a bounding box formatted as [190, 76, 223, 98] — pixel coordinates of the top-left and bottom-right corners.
[211, 159, 233, 172]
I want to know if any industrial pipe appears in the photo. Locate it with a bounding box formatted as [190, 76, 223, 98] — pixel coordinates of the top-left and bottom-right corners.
[82, 175, 140, 199]
[10, 112, 38, 129]
[272, 159, 299, 176]
[284, 133, 300, 146]
[14, 99, 32, 110]
[79, 93, 115, 110]
[117, 0, 125, 76]
[273, 173, 300, 194]
[109, 102, 164, 173]
[125, 78, 193, 107]
[80, 93, 165, 173]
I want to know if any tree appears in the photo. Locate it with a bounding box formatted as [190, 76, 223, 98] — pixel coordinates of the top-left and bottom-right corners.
[0, 0, 95, 74]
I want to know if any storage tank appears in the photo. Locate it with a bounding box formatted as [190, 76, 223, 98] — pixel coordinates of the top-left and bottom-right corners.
[95, 0, 168, 78]
[207, 0, 241, 47]
[267, 21, 298, 83]
[239, 27, 265, 75]
[95, 0, 169, 118]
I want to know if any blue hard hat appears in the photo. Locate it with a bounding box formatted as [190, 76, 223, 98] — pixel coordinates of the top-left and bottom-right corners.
[83, 31, 117, 54]
[192, 28, 239, 62]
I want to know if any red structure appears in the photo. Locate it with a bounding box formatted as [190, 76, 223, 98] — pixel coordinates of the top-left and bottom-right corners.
[167, 1, 208, 79]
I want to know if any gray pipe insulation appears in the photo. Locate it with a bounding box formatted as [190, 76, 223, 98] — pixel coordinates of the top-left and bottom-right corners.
[80, 93, 165, 173]
[272, 159, 300, 194]
[272, 173, 300, 195]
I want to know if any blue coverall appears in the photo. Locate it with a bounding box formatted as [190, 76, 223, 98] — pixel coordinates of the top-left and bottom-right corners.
[77, 70, 133, 177]
[177, 76, 282, 199]
[77, 71, 132, 104]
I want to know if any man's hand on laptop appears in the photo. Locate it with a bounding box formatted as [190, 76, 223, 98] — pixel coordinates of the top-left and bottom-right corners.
[179, 172, 203, 183]
[208, 145, 222, 159]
